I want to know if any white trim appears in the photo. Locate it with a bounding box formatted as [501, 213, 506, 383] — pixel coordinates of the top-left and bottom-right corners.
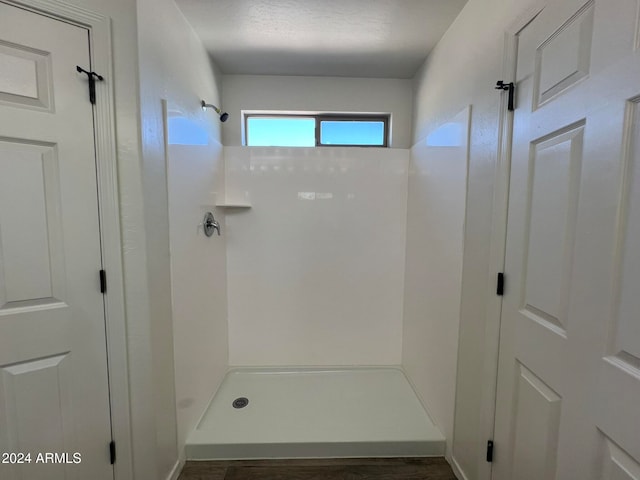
[3, 1, 133, 479]
[167, 455, 185, 480]
[474, 30, 518, 480]
[448, 104, 473, 465]
[504, 0, 547, 36]
[451, 457, 471, 480]
[478, 3, 547, 480]
[394, 367, 446, 454]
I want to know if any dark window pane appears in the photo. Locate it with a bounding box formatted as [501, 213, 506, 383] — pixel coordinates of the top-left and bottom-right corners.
[247, 117, 315, 147]
[320, 121, 385, 146]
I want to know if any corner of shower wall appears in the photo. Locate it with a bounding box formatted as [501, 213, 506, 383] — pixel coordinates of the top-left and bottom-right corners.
[137, 0, 231, 469]
[400, 105, 470, 461]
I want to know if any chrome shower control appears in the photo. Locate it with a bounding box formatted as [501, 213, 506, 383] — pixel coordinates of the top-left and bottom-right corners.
[203, 212, 220, 237]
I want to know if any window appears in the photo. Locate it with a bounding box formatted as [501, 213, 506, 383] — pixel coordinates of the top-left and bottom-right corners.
[245, 114, 389, 147]
[246, 116, 316, 147]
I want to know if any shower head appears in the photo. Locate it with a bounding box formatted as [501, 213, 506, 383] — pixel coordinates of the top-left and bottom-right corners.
[201, 100, 229, 122]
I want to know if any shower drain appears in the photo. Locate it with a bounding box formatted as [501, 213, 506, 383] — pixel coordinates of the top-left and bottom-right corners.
[232, 397, 249, 409]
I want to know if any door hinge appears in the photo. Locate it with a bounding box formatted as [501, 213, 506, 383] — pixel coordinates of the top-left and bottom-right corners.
[100, 269, 107, 294]
[495, 80, 515, 111]
[76, 66, 104, 105]
[496, 272, 505, 296]
[109, 440, 116, 465]
[486, 440, 494, 462]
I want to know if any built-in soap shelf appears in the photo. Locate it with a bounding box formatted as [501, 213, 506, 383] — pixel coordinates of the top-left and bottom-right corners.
[216, 201, 251, 208]
[215, 193, 251, 209]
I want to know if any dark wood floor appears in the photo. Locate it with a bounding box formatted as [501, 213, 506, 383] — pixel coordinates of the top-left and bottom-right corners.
[178, 457, 458, 480]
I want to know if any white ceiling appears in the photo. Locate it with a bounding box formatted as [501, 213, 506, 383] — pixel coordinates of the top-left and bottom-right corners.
[175, 0, 468, 79]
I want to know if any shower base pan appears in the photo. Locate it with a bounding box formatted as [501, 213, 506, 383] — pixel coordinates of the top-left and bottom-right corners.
[186, 367, 445, 460]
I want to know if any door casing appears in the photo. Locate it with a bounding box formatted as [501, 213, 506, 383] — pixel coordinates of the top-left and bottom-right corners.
[451, 2, 548, 480]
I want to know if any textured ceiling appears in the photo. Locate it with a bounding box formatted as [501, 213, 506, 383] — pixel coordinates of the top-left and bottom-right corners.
[175, 0, 467, 78]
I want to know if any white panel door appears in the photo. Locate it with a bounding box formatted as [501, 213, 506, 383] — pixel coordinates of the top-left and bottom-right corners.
[0, 3, 112, 480]
[494, 0, 640, 479]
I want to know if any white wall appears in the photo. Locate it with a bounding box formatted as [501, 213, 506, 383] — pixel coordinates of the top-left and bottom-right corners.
[221, 75, 414, 148]
[136, 0, 229, 475]
[225, 146, 408, 366]
[407, 0, 539, 478]
[402, 106, 470, 460]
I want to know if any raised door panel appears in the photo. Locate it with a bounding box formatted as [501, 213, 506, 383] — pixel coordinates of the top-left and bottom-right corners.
[0, 355, 73, 480]
[511, 364, 562, 480]
[0, 139, 65, 308]
[595, 95, 640, 464]
[0, 41, 52, 110]
[534, 1, 594, 108]
[602, 436, 640, 480]
[609, 98, 640, 370]
[522, 123, 584, 336]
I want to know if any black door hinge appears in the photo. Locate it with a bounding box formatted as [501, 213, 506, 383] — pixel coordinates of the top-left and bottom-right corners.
[76, 66, 104, 105]
[495, 80, 515, 111]
[496, 272, 505, 296]
[486, 440, 494, 462]
[100, 269, 107, 294]
[109, 440, 116, 465]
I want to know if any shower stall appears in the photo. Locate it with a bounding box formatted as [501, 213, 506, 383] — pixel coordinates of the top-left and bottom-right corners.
[167, 89, 469, 461]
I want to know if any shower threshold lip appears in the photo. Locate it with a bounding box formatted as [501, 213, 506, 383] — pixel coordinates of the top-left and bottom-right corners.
[186, 439, 445, 461]
[186, 366, 445, 460]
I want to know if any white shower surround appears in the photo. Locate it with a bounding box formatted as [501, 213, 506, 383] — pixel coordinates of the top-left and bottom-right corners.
[224, 146, 409, 366]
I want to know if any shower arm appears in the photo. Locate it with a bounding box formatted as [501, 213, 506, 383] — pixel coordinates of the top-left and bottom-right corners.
[201, 100, 222, 114]
[201, 100, 230, 122]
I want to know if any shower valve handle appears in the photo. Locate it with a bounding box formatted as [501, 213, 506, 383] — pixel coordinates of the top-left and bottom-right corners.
[203, 212, 220, 237]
